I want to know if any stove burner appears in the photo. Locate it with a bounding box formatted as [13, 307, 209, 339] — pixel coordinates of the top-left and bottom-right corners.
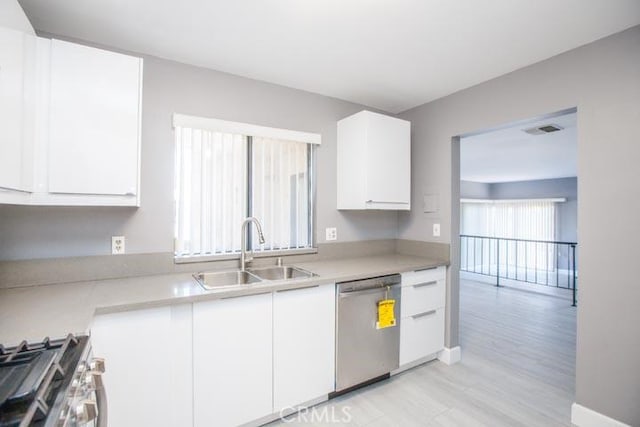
[0, 335, 90, 427]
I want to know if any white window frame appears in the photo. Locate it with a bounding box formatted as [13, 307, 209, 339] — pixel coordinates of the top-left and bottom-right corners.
[173, 114, 320, 263]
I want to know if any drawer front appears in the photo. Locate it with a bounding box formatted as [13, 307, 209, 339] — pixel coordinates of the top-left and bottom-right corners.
[399, 308, 445, 366]
[401, 266, 446, 287]
[401, 278, 445, 318]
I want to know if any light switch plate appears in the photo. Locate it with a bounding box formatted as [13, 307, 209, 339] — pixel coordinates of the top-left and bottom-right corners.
[433, 224, 441, 237]
[112, 236, 125, 254]
[325, 227, 337, 241]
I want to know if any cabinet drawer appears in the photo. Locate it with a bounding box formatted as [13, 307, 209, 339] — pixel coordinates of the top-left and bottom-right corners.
[399, 308, 445, 366]
[401, 266, 446, 287]
[401, 278, 445, 318]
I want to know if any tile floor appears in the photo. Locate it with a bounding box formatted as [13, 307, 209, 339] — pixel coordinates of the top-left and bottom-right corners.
[270, 279, 577, 426]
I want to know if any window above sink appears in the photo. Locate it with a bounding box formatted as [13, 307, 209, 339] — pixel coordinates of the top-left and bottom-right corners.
[173, 114, 321, 262]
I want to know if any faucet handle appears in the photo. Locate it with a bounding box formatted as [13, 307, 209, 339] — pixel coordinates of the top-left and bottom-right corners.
[276, 257, 283, 267]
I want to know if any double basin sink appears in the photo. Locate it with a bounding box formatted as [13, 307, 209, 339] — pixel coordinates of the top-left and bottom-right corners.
[194, 266, 316, 290]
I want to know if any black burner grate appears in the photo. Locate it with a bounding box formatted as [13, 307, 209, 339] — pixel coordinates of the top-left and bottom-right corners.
[0, 334, 87, 427]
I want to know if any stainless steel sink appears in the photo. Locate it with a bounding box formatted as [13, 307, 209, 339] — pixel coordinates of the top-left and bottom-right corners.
[194, 270, 262, 290]
[249, 266, 316, 281]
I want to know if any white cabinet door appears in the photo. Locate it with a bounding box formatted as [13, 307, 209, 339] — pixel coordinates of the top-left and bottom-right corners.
[399, 308, 445, 366]
[365, 112, 411, 207]
[193, 293, 273, 427]
[0, 26, 31, 192]
[90, 304, 193, 427]
[337, 110, 411, 210]
[273, 284, 335, 412]
[48, 39, 141, 196]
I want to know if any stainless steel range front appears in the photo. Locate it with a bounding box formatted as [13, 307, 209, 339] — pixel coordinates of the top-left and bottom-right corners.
[0, 334, 107, 427]
[334, 274, 402, 393]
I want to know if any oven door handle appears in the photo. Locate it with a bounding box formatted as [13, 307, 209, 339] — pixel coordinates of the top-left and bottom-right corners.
[94, 375, 108, 427]
[89, 372, 108, 427]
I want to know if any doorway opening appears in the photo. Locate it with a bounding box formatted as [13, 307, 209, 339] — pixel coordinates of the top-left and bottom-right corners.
[449, 108, 579, 424]
[458, 108, 578, 305]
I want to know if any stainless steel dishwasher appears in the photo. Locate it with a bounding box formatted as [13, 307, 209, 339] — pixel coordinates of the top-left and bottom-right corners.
[334, 274, 401, 394]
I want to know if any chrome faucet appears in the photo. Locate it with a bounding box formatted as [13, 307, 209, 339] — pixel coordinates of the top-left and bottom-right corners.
[240, 217, 265, 271]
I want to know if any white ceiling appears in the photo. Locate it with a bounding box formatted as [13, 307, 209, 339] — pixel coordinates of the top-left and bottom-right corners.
[18, 0, 640, 113]
[461, 112, 577, 183]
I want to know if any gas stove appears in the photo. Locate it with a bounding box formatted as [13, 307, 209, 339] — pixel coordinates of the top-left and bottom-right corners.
[0, 334, 106, 427]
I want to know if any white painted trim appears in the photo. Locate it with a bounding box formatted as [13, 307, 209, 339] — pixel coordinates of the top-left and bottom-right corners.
[571, 403, 630, 427]
[173, 113, 322, 145]
[437, 346, 461, 365]
[461, 198, 566, 204]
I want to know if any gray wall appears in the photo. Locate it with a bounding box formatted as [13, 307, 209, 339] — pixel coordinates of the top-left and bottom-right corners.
[459, 180, 490, 199]
[400, 26, 640, 425]
[0, 51, 398, 260]
[461, 177, 578, 242]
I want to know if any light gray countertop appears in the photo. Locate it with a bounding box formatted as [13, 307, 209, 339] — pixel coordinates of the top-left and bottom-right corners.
[0, 254, 447, 346]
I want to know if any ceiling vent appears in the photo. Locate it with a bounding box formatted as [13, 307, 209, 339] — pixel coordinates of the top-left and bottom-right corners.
[523, 124, 563, 135]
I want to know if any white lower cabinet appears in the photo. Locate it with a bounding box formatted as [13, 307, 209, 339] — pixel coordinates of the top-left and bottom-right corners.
[400, 308, 445, 366]
[90, 283, 337, 427]
[273, 284, 335, 412]
[399, 266, 447, 366]
[193, 292, 273, 427]
[90, 304, 193, 427]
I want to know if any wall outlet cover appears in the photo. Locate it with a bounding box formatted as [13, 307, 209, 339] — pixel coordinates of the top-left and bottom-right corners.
[112, 236, 125, 255]
[325, 227, 337, 241]
[433, 223, 441, 237]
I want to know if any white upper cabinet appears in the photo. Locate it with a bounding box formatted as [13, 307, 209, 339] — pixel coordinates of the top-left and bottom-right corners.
[337, 111, 411, 210]
[48, 40, 142, 198]
[0, 11, 35, 194]
[0, 30, 143, 206]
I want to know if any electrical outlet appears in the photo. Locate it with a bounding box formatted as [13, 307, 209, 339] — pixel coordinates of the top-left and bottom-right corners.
[112, 236, 125, 255]
[325, 227, 337, 241]
[433, 223, 441, 237]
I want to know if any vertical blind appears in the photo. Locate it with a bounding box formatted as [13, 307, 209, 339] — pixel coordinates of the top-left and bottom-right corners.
[175, 127, 247, 256]
[461, 200, 556, 241]
[461, 200, 557, 270]
[251, 137, 310, 252]
[174, 126, 313, 258]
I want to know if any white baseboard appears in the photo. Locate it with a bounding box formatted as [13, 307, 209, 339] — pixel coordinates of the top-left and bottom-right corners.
[571, 403, 630, 427]
[438, 346, 461, 365]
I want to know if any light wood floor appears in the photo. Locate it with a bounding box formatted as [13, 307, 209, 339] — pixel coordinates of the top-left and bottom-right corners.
[270, 279, 577, 426]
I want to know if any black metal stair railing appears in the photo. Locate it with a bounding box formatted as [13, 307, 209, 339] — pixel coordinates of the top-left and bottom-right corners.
[460, 234, 578, 306]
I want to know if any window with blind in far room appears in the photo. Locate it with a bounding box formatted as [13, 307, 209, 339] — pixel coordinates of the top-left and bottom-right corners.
[461, 200, 556, 241]
[460, 199, 557, 271]
[174, 117, 316, 260]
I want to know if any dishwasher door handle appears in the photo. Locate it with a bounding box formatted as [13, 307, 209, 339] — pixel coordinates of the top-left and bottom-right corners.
[338, 285, 397, 298]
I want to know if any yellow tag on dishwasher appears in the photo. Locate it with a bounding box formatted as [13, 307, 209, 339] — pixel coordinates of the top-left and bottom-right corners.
[376, 299, 396, 329]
